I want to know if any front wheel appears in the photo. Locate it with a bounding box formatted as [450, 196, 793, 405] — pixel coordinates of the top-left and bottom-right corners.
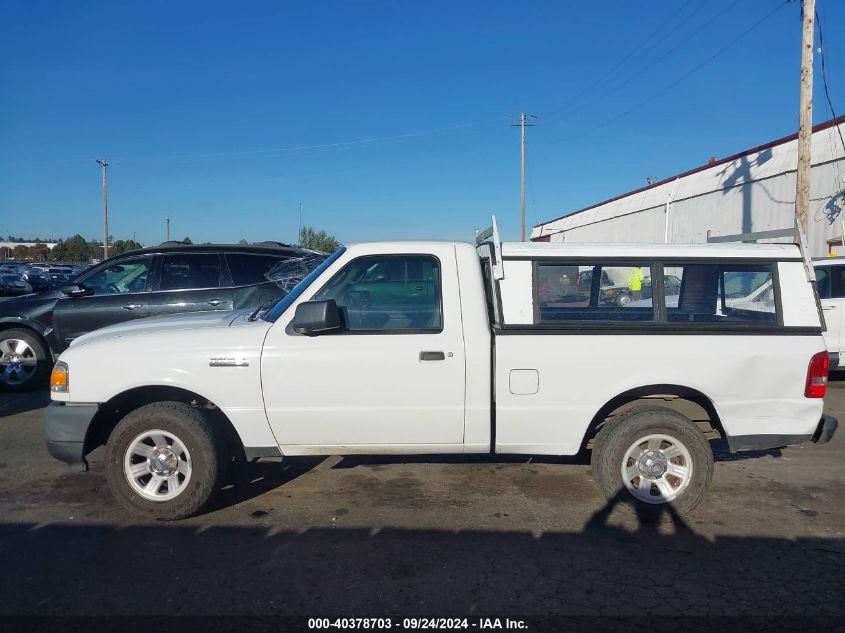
[591, 407, 714, 516]
[105, 401, 226, 520]
[615, 292, 633, 306]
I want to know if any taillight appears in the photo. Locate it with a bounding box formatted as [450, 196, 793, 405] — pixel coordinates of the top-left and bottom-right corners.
[805, 351, 829, 398]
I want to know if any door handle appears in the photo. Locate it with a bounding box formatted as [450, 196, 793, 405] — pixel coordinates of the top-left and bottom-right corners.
[122, 303, 143, 311]
[419, 351, 446, 361]
[823, 306, 837, 311]
[208, 298, 229, 307]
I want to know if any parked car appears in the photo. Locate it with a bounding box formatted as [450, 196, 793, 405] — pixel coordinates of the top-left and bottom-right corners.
[0, 242, 325, 390]
[576, 269, 611, 293]
[0, 274, 33, 296]
[812, 257, 845, 370]
[600, 274, 683, 307]
[44, 224, 835, 519]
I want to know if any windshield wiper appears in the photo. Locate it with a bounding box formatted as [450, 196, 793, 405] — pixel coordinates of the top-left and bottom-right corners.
[247, 299, 277, 322]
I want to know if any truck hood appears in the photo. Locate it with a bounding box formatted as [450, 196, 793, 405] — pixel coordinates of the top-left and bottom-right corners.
[69, 309, 260, 349]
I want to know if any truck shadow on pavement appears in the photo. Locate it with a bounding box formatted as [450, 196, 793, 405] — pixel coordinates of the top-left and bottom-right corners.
[0, 495, 842, 618]
[205, 457, 326, 514]
[204, 442, 785, 513]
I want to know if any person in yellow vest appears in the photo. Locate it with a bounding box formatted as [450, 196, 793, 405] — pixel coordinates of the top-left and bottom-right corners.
[628, 267, 645, 301]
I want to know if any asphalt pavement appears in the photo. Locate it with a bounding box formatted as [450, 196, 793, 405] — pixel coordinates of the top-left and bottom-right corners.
[0, 385, 843, 619]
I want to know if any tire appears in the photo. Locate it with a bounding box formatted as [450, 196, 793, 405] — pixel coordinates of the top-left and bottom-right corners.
[104, 401, 226, 520]
[0, 328, 50, 391]
[591, 407, 714, 517]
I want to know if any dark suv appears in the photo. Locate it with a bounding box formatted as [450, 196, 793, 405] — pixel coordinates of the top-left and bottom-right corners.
[0, 242, 323, 390]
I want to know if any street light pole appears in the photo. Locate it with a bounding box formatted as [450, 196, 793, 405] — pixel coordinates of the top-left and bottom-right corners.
[96, 160, 109, 259]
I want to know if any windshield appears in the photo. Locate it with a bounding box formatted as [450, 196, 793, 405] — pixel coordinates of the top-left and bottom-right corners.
[264, 251, 330, 292]
[262, 246, 346, 323]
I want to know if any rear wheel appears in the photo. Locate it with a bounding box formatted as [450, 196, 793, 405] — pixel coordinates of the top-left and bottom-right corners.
[0, 328, 50, 391]
[105, 401, 226, 520]
[591, 407, 714, 516]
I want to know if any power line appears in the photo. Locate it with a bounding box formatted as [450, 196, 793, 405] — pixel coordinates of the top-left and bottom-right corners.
[544, 0, 702, 120]
[0, 116, 507, 166]
[548, 0, 742, 124]
[815, 8, 845, 154]
[551, 0, 792, 144]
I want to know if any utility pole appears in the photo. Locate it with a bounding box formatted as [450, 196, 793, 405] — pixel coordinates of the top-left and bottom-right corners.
[298, 202, 303, 246]
[513, 113, 536, 241]
[166, 218, 170, 241]
[795, 0, 815, 238]
[96, 160, 109, 259]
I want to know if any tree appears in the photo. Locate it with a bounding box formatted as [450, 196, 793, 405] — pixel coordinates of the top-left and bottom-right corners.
[110, 240, 143, 256]
[238, 239, 249, 245]
[181, 237, 193, 244]
[12, 245, 30, 260]
[30, 243, 50, 259]
[298, 226, 341, 253]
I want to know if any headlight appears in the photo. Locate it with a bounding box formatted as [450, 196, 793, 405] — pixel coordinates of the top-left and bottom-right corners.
[50, 361, 69, 393]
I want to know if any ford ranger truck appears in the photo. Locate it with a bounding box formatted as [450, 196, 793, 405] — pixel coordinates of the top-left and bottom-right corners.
[44, 224, 837, 519]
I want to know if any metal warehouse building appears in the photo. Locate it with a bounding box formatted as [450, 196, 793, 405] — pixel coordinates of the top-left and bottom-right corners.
[531, 115, 845, 258]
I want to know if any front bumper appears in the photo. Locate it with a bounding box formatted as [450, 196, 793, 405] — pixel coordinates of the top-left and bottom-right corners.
[43, 402, 99, 472]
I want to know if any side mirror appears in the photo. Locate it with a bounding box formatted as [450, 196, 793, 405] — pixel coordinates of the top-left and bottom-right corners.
[61, 284, 93, 298]
[292, 299, 343, 336]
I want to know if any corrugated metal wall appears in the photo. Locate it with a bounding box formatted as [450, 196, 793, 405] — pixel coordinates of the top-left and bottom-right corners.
[532, 120, 845, 258]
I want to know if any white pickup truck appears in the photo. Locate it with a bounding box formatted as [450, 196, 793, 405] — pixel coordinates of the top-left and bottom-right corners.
[44, 222, 837, 519]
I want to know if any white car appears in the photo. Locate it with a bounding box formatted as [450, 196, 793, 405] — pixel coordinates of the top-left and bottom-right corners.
[44, 224, 837, 519]
[812, 257, 845, 370]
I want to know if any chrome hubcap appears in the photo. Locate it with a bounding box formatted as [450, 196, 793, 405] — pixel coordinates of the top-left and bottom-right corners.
[637, 450, 668, 479]
[149, 447, 179, 476]
[0, 338, 37, 385]
[621, 434, 693, 504]
[124, 429, 192, 502]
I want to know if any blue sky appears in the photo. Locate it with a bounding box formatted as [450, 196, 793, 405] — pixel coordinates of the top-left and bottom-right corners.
[1, 0, 843, 245]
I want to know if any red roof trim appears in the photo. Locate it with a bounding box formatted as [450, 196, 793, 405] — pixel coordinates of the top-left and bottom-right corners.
[533, 114, 845, 234]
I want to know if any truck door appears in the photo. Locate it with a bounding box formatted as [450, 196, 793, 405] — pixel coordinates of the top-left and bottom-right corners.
[261, 247, 467, 449]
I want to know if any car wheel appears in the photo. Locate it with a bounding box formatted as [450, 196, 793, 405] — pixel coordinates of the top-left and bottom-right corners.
[0, 328, 50, 391]
[104, 401, 226, 520]
[615, 292, 633, 306]
[591, 407, 714, 517]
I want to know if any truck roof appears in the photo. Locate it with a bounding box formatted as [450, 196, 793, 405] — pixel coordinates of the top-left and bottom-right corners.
[501, 241, 802, 260]
[345, 240, 802, 260]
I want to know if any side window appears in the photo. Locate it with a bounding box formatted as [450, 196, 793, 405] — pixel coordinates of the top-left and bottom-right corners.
[537, 263, 654, 322]
[226, 254, 288, 286]
[667, 264, 776, 323]
[831, 267, 845, 299]
[314, 255, 442, 331]
[81, 257, 152, 295]
[816, 265, 845, 299]
[814, 267, 831, 299]
[159, 254, 222, 291]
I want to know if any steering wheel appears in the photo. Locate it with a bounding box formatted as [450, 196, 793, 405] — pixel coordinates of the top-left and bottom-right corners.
[106, 283, 120, 294]
[343, 291, 367, 330]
